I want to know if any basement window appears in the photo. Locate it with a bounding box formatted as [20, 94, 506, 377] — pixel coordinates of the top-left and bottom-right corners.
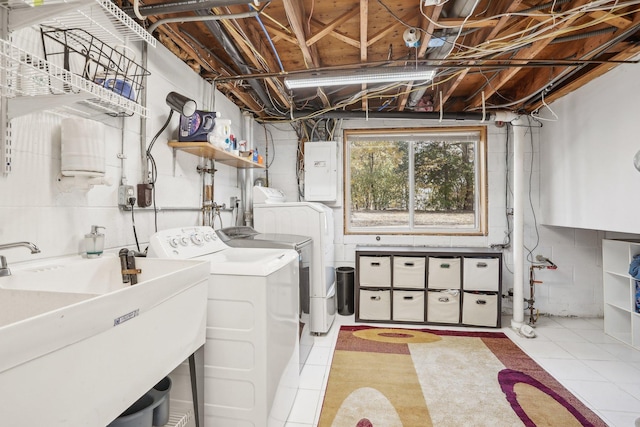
[344, 126, 487, 235]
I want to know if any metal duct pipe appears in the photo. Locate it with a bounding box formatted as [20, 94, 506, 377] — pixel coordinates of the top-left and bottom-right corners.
[293, 110, 490, 121]
[193, 10, 281, 115]
[242, 112, 254, 226]
[123, 0, 253, 17]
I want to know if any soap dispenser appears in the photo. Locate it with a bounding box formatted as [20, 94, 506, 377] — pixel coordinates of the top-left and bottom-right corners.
[85, 225, 105, 258]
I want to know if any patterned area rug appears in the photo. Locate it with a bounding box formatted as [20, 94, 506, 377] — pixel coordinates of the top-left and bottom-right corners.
[318, 326, 607, 427]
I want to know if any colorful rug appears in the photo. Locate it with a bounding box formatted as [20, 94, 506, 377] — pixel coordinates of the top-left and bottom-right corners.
[318, 326, 607, 427]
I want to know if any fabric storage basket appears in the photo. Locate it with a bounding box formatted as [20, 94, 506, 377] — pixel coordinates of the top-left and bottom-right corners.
[359, 256, 391, 287]
[392, 290, 425, 322]
[428, 257, 461, 289]
[462, 292, 498, 327]
[359, 289, 391, 320]
[393, 256, 426, 289]
[463, 257, 499, 291]
[427, 290, 460, 323]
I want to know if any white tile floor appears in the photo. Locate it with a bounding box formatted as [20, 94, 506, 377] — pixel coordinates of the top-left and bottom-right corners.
[285, 315, 640, 427]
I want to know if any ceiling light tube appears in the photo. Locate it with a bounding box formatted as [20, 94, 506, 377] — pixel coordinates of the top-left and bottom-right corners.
[284, 67, 436, 89]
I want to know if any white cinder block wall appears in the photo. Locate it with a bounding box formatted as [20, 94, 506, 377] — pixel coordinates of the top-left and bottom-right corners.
[254, 118, 606, 318]
[0, 31, 243, 263]
[3, 25, 630, 320]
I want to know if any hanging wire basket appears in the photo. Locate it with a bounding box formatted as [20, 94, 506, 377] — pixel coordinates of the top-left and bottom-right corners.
[40, 26, 150, 107]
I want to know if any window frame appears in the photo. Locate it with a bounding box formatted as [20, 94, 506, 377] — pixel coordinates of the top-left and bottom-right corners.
[343, 126, 488, 236]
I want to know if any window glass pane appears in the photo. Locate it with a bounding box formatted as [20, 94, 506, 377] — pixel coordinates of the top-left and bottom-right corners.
[414, 139, 476, 229]
[349, 140, 409, 228]
[345, 127, 486, 235]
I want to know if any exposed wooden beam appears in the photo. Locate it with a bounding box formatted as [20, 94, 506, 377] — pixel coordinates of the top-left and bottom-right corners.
[214, 8, 290, 108]
[157, 23, 220, 75]
[217, 83, 266, 116]
[367, 11, 416, 47]
[360, 0, 368, 63]
[282, 0, 320, 68]
[309, 19, 360, 48]
[360, 0, 369, 111]
[437, 17, 499, 28]
[263, 22, 298, 45]
[397, 4, 444, 111]
[306, 6, 360, 47]
[588, 10, 633, 29]
[435, 0, 525, 111]
[466, 0, 593, 109]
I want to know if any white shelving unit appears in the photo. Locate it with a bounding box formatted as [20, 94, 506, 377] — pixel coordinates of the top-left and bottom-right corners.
[1, 0, 154, 172]
[602, 239, 640, 348]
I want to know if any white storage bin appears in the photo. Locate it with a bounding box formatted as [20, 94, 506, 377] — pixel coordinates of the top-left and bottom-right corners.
[392, 291, 425, 322]
[428, 257, 461, 289]
[393, 256, 426, 289]
[427, 290, 460, 324]
[463, 257, 499, 291]
[359, 256, 391, 287]
[359, 289, 391, 320]
[462, 292, 498, 327]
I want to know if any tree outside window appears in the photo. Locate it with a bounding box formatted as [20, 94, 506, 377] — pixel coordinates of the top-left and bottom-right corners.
[344, 127, 487, 235]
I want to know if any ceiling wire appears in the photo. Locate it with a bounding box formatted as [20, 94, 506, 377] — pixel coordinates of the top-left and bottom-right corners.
[451, 0, 640, 58]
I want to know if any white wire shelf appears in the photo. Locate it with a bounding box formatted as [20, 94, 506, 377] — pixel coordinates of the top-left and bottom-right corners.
[0, 38, 148, 117]
[6, 0, 156, 47]
[167, 400, 194, 427]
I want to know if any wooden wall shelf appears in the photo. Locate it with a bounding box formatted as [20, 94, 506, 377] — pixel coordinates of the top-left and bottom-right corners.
[168, 141, 265, 169]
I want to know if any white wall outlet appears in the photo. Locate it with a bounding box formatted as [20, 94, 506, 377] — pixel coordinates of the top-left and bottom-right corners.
[118, 185, 135, 209]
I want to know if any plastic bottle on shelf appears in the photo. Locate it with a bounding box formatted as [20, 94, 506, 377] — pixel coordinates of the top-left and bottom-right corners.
[253, 148, 259, 163]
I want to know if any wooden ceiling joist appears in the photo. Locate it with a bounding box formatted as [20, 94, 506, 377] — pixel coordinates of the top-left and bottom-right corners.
[213, 8, 290, 109]
[435, 0, 525, 111]
[466, 0, 594, 110]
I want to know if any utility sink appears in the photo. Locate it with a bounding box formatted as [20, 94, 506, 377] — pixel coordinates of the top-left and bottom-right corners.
[0, 253, 209, 427]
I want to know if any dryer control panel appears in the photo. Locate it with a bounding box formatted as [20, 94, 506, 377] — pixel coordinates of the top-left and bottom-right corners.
[148, 226, 225, 259]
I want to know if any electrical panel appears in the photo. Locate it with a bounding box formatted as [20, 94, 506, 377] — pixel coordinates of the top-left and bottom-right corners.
[304, 141, 337, 202]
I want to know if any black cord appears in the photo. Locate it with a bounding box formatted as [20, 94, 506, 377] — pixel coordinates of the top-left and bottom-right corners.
[146, 110, 174, 233]
[131, 199, 140, 252]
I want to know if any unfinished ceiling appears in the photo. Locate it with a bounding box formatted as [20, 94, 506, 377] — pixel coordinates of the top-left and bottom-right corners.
[122, 0, 640, 122]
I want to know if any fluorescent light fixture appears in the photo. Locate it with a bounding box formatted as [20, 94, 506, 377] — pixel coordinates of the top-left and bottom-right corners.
[284, 67, 436, 89]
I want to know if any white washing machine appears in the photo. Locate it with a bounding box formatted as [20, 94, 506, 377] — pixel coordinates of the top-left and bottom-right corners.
[253, 186, 337, 335]
[148, 226, 299, 427]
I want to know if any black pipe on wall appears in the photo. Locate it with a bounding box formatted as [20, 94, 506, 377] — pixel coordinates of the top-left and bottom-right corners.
[293, 111, 491, 121]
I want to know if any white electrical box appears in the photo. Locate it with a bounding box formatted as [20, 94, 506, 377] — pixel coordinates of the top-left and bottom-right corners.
[304, 141, 337, 202]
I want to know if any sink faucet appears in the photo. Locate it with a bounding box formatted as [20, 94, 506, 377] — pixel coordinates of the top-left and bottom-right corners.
[0, 241, 41, 277]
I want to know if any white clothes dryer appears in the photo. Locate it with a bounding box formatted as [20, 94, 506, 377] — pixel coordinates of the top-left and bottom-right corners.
[253, 186, 337, 335]
[148, 226, 299, 427]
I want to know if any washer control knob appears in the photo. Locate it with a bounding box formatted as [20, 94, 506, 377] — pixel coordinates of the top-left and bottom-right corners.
[169, 237, 180, 248]
[180, 236, 190, 246]
[191, 233, 204, 245]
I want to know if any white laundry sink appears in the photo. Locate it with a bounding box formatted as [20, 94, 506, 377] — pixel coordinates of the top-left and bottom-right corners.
[0, 254, 209, 427]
